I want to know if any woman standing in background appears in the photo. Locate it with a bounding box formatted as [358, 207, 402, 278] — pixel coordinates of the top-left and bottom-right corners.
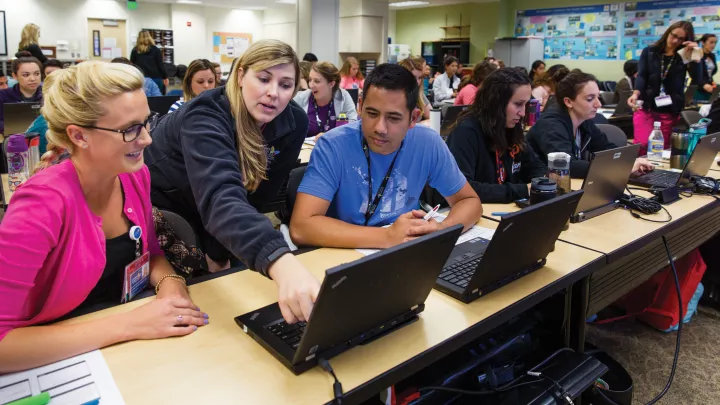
[131, 31, 168, 95]
[628, 21, 699, 154]
[16, 23, 47, 64]
[690, 34, 718, 101]
[339, 57, 365, 90]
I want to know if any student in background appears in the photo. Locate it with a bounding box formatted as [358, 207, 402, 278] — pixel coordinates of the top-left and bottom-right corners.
[168, 59, 216, 114]
[42, 59, 63, 81]
[398, 56, 431, 120]
[484, 57, 499, 68]
[628, 21, 700, 154]
[299, 61, 312, 91]
[433, 56, 461, 103]
[0, 61, 206, 374]
[0, 71, 8, 90]
[613, 60, 638, 104]
[496, 60, 506, 69]
[290, 63, 482, 249]
[16, 23, 47, 64]
[211, 62, 222, 85]
[527, 70, 652, 178]
[0, 53, 43, 135]
[303, 53, 318, 63]
[293, 61, 357, 140]
[131, 30, 169, 95]
[532, 64, 568, 110]
[447, 68, 546, 204]
[111, 57, 162, 97]
[144, 40, 319, 324]
[529, 60, 545, 82]
[455, 61, 496, 106]
[339, 57, 365, 90]
[690, 34, 718, 101]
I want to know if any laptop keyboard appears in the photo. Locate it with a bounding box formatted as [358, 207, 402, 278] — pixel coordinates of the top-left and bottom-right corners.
[636, 170, 680, 188]
[265, 320, 307, 349]
[438, 255, 482, 288]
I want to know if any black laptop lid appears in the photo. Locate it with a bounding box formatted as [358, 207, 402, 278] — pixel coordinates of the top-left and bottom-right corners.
[576, 144, 640, 214]
[677, 132, 720, 186]
[147, 96, 181, 116]
[292, 224, 463, 364]
[470, 191, 584, 290]
[4, 102, 41, 135]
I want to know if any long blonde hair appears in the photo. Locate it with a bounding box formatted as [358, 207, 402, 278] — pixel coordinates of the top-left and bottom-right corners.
[136, 31, 156, 54]
[225, 39, 300, 191]
[19, 23, 40, 50]
[339, 57, 363, 80]
[35, 61, 144, 173]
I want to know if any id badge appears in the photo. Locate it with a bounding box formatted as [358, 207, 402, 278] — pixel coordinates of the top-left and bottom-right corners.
[655, 94, 672, 107]
[512, 161, 522, 174]
[122, 251, 150, 303]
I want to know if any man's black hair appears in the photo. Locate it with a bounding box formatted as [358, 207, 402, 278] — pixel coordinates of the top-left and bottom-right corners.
[302, 53, 318, 62]
[362, 63, 419, 115]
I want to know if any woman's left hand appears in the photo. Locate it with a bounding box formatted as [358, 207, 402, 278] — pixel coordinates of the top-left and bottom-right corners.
[683, 41, 699, 49]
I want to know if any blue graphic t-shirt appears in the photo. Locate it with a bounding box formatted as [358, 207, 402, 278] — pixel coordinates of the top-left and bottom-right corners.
[298, 121, 467, 226]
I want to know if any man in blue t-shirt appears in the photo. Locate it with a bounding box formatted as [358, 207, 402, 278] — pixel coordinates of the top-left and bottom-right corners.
[290, 63, 483, 249]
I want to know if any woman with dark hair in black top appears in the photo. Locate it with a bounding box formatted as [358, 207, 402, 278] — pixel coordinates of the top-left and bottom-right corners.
[446, 68, 546, 203]
[690, 33, 718, 101]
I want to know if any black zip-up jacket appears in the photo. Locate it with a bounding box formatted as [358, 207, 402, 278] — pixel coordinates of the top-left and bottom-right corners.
[16, 44, 47, 64]
[447, 118, 547, 203]
[526, 104, 617, 179]
[689, 52, 718, 96]
[144, 87, 307, 276]
[130, 45, 168, 79]
[636, 45, 700, 115]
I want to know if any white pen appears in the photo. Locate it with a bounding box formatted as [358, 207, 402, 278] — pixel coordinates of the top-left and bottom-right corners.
[423, 204, 441, 221]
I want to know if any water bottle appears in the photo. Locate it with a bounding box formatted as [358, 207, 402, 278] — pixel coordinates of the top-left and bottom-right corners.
[647, 121, 664, 159]
[336, 113, 349, 127]
[529, 177, 557, 205]
[6, 134, 30, 193]
[547, 152, 571, 196]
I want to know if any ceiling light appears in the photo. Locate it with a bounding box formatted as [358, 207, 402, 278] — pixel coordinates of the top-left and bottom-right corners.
[177, 0, 203, 4]
[276, 0, 296, 3]
[390, 1, 430, 7]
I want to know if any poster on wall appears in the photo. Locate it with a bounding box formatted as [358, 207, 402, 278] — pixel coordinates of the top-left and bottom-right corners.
[213, 32, 252, 64]
[0, 11, 6, 56]
[515, 4, 621, 60]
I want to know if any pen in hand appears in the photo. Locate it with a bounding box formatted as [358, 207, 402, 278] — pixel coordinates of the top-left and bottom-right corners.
[423, 204, 440, 221]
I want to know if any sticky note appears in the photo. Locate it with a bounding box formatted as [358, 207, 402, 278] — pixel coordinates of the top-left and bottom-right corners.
[639, 21, 651, 29]
[583, 14, 596, 23]
[625, 50, 633, 59]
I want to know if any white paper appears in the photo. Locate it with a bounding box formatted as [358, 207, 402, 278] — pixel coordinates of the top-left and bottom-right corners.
[111, 47, 122, 58]
[101, 48, 112, 59]
[662, 150, 671, 160]
[234, 37, 250, 56]
[0, 350, 125, 405]
[304, 137, 316, 146]
[212, 53, 221, 63]
[103, 37, 117, 48]
[356, 214, 495, 256]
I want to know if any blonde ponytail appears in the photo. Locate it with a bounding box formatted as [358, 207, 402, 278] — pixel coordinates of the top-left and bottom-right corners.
[224, 40, 300, 191]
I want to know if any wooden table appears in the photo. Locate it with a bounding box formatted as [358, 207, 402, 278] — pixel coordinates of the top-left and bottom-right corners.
[62, 219, 604, 405]
[299, 146, 313, 164]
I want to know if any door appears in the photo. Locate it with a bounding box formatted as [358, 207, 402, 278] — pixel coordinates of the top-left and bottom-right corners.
[87, 18, 128, 60]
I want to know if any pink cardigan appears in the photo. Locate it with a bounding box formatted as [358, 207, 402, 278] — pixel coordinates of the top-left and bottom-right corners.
[455, 84, 478, 106]
[0, 160, 162, 341]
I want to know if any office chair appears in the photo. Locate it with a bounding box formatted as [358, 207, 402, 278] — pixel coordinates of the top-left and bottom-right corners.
[600, 91, 615, 106]
[604, 81, 617, 92]
[277, 165, 308, 225]
[160, 209, 200, 247]
[597, 124, 629, 147]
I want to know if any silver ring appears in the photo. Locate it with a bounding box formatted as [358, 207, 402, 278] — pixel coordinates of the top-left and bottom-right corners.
[176, 315, 183, 324]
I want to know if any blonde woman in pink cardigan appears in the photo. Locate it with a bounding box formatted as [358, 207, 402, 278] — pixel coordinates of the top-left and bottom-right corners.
[0, 61, 207, 373]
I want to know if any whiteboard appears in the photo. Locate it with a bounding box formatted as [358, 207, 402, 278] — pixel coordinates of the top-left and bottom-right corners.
[0, 11, 6, 56]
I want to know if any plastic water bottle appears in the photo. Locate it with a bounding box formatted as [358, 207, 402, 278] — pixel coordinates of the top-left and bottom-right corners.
[6, 134, 30, 192]
[647, 121, 665, 159]
[336, 113, 349, 127]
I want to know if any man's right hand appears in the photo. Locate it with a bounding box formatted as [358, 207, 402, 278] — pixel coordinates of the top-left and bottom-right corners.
[385, 211, 428, 248]
[627, 93, 639, 108]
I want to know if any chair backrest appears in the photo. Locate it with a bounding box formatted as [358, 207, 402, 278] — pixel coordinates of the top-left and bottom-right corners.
[159, 210, 198, 247]
[345, 88, 359, 107]
[681, 110, 703, 128]
[596, 124, 628, 147]
[164, 63, 177, 79]
[176, 64, 188, 80]
[604, 81, 617, 92]
[600, 91, 615, 106]
[284, 165, 308, 223]
[166, 89, 183, 97]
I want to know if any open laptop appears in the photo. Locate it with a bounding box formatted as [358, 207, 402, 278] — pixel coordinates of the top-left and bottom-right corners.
[629, 132, 720, 189]
[685, 85, 698, 106]
[235, 224, 463, 375]
[435, 191, 584, 304]
[612, 91, 633, 117]
[147, 96, 181, 117]
[3, 102, 42, 135]
[440, 105, 469, 136]
[572, 144, 641, 223]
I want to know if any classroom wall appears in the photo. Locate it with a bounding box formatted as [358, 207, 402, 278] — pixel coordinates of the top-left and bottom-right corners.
[395, 3, 499, 64]
[263, 5, 298, 50]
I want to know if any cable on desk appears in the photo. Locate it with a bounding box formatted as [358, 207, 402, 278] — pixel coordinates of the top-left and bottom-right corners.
[621, 188, 671, 222]
[319, 358, 343, 405]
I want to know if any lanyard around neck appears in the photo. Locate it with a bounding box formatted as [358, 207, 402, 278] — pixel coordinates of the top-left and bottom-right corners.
[312, 93, 335, 132]
[362, 137, 404, 226]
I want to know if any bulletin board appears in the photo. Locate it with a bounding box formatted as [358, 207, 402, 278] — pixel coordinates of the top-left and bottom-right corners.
[212, 32, 252, 64]
[515, 1, 720, 61]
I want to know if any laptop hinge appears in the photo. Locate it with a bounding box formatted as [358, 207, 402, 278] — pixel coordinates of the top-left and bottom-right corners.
[410, 305, 418, 311]
[305, 353, 316, 362]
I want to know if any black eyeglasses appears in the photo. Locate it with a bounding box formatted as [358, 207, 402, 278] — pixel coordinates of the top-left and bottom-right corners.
[80, 112, 159, 142]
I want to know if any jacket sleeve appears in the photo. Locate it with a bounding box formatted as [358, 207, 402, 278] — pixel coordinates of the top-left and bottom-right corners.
[178, 106, 290, 276]
[635, 47, 649, 97]
[521, 146, 548, 182]
[688, 61, 703, 86]
[130, 48, 138, 64]
[446, 123, 527, 204]
[28, 44, 47, 64]
[155, 47, 168, 79]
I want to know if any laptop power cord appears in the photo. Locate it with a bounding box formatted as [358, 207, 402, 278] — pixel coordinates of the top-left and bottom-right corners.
[319, 358, 343, 405]
[594, 236, 683, 405]
[621, 189, 672, 223]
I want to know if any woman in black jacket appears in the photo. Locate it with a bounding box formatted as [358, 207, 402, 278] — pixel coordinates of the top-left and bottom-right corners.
[527, 69, 652, 179]
[144, 40, 319, 324]
[690, 34, 718, 101]
[627, 21, 700, 154]
[16, 23, 47, 64]
[447, 68, 546, 203]
[131, 31, 168, 94]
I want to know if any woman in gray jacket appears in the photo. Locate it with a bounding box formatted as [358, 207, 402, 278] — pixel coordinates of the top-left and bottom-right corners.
[293, 61, 357, 140]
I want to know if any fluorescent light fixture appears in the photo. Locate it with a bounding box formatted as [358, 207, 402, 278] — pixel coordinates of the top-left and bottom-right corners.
[177, 0, 203, 4]
[276, 0, 296, 4]
[390, 1, 430, 7]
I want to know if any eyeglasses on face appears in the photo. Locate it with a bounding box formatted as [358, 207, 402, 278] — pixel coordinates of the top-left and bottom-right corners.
[79, 112, 159, 142]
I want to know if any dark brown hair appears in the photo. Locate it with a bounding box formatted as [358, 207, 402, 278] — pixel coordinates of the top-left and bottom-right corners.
[653, 21, 694, 53]
[533, 64, 569, 93]
[12, 51, 41, 75]
[183, 59, 215, 101]
[555, 69, 598, 110]
[458, 61, 496, 92]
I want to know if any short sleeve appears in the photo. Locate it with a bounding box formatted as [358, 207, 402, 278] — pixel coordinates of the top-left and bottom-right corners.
[426, 132, 467, 197]
[297, 136, 342, 202]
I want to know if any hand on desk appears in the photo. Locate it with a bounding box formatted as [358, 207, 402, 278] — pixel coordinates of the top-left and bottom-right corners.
[388, 210, 441, 244]
[268, 253, 320, 324]
[123, 297, 208, 340]
[632, 158, 654, 175]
